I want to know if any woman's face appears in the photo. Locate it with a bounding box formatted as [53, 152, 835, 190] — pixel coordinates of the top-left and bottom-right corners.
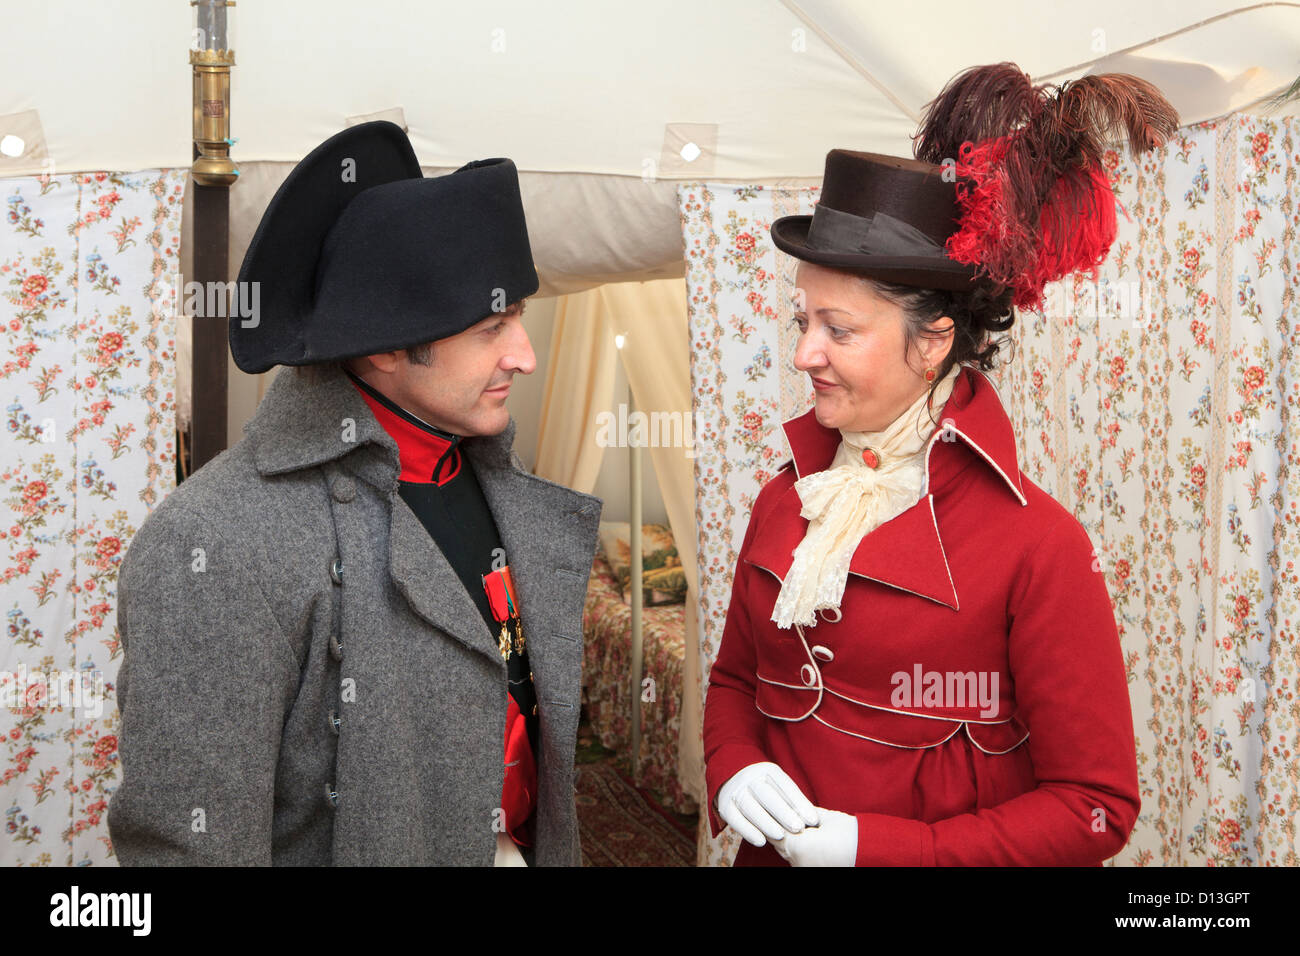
[792, 262, 950, 433]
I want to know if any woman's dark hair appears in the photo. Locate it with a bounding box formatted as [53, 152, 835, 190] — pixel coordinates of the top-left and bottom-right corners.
[859, 276, 1017, 424]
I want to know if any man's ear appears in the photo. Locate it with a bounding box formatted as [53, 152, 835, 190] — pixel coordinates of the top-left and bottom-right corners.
[361, 351, 403, 375]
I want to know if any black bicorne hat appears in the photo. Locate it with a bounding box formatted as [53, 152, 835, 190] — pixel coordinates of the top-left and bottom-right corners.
[771, 149, 980, 291]
[232, 120, 539, 374]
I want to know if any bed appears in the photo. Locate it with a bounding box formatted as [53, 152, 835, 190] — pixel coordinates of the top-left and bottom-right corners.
[581, 548, 697, 815]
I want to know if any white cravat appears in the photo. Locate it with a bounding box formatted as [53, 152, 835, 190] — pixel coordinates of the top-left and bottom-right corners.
[771, 364, 961, 629]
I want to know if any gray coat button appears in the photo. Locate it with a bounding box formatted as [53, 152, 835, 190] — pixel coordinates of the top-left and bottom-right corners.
[329, 557, 343, 585]
[325, 783, 338, 808]
[329, 632, 344, 661]
[328, 709, 341, 735]
[331, 476, 356, 503]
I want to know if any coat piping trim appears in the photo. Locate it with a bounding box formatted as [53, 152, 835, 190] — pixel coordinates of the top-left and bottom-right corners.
[810, 713, 965, 750]
[925, 494, 960, 611]
[820, 683, 1016, 724]
[746, 536, 1030, 752]
[747, 600, 824, 720]
[924, 422, 1028, 507]
[755, 699, 814, 723]
[963, 722, 1031, 755]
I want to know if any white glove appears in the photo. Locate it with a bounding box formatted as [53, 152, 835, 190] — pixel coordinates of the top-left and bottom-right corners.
[716, 762, 821, 847]
[772, 808, 858, 867]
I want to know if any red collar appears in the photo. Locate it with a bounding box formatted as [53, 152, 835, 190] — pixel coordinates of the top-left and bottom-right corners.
[746, 365, 1027, 611]
[347, 373, 462, 485]
[781, 364, 1026, 502]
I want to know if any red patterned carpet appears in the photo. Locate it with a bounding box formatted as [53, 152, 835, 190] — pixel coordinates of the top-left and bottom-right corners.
[575, 713, 697, 867]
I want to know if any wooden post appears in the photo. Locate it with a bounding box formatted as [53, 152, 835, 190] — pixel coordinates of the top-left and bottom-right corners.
[189, 161, 229, 472]
[188, 0, 238, 473]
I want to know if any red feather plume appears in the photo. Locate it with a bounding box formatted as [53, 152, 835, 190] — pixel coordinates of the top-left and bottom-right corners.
[913, 63, 1179, 312]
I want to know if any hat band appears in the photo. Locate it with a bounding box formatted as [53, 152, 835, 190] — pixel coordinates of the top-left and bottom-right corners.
[805, 205, 947, 259]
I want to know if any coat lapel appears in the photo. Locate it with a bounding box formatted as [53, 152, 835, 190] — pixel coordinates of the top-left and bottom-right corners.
[387, 492, 502, 663]
[748, 366, 1025, 610]
[246, 364, 596, 665]
[466, 425, 601, 644]
[744, 481, 960, 610]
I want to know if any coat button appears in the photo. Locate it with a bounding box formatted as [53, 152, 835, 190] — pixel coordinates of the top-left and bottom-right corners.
[329, 632, 344, 661]
[325, 784, 338, 809]
[331, 476, 356, 503]
[800, 664, 817, 686]
[328, 709, 341, 735]
[329, 557, 343, 585]
[812, 645, 834, 663]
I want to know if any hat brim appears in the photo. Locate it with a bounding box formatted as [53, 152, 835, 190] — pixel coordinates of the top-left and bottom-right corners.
[232, 121, 423, 374]
[771, 215, 983, 292]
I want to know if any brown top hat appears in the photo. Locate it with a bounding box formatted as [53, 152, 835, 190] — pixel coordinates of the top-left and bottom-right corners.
[771, 149, 981, 291]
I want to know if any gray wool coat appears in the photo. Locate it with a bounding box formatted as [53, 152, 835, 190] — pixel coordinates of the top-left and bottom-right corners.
[107, 364, 601, 865]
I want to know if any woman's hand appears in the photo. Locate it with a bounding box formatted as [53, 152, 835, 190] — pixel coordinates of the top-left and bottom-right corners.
[772, 808, 858, 866]
[716, 762, 821, 846]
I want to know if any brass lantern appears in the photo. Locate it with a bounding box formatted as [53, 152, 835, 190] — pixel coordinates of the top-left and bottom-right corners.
[190, 0, 238, 186]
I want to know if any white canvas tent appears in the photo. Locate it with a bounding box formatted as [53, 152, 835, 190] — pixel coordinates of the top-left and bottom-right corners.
[2, 0, 1299, 870]
[6, 1, 1298, 175]
[5, 0, 1298, 436]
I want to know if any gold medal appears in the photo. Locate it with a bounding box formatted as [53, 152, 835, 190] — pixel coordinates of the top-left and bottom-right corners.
[484, 564, 523, 662]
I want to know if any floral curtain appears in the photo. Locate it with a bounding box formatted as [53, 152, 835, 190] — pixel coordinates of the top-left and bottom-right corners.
[2, 169, 185, 865]
[681, 112, 1299, 868]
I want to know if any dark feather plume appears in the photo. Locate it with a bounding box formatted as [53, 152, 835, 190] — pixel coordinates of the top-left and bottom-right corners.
[1049, 73, 1181, 160]
[910, 63, 1180, 310]
[912, 62, 1045, 165]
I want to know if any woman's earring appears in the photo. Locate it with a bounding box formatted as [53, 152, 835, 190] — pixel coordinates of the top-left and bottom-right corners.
[924, 367, 937, 383]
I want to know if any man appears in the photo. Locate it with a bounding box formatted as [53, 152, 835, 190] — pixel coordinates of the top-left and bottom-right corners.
[107, 122, 601, 865]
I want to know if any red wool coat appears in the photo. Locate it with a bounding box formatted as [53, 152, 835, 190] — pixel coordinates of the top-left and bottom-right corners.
[703, 365, 1140, 866]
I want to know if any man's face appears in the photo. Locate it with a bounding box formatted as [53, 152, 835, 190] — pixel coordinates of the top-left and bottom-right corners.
[351, 301, 536, 437]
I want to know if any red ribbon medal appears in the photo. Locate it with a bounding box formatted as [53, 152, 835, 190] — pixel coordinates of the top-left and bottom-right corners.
[482, 565, 524, 660]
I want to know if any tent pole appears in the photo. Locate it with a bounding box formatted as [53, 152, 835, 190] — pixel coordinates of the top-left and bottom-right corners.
[628, 383, 644, 778]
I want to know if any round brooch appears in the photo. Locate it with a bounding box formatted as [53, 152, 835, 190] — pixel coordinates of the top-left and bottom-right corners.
[861, 447, 880, 469]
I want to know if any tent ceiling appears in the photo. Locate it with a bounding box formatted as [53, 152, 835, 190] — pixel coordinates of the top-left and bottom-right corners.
[4, 1, 1298, 179]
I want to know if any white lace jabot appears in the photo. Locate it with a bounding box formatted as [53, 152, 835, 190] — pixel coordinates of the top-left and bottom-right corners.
[771, 363, 961, 629]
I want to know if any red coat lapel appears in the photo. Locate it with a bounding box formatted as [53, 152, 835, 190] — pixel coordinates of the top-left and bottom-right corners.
[744, 366, 1026, 611]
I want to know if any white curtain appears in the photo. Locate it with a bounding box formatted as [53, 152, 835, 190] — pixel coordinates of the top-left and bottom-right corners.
[533, 279, 704, 808]
[1, 167, 186, 865]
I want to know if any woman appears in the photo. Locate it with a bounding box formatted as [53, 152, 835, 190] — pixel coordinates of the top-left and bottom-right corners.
[702, 63, 1178, 866]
